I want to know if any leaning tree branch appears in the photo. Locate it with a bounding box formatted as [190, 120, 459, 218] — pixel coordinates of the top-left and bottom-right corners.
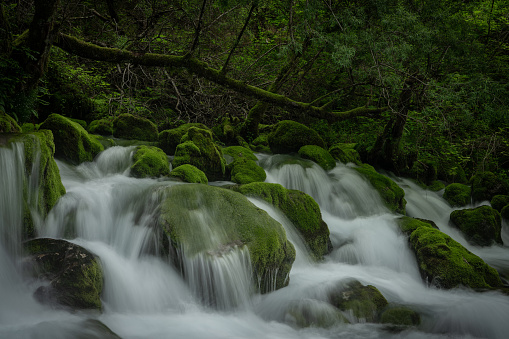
[54, 33, 387, 121]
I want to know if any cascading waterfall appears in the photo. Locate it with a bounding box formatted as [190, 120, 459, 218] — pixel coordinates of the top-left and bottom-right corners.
[1, 142, 509, 338]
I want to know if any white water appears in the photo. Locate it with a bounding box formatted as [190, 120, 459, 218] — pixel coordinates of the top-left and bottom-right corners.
[1, 143, 509, 338]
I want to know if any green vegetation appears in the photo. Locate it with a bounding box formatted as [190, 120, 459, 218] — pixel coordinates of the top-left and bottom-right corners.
[113, 113, 158, 142]
[298, 145, 336, 171]
[450, 206, 502, 246]
[491, 195, 509, 212]
[170, 164, 208, 184]
[0, 109, 21, 133]
[158, 123, 209, 155]
[130, 145, 170, 178]
[229, 158, 266, 184]
[380, 307, 421, 327]
[329, 144, 361, 165]
[471, 172, 509, 203]
[268, 120, 326, 154]
[443, 183, 472, 207]
[88, 119, 113, 136]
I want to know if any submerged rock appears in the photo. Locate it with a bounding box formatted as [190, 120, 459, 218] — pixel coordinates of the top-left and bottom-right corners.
[158, 123, 208, 155]
[233, 182, 332, 261]
[113, 113, 158, 141]
[130, 145, 170, 178]
[157, 184, 295, 293]
[298, 145, 336, 171]
[268, 120, 325, 154]
[170, 164, 208, 184]
[450, 206, 502, 246]
[443, 183, 471, 207]
[24, 238, 103, 310]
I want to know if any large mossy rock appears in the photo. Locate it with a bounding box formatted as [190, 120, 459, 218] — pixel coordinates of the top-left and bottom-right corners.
[130, 145, 170, 178]
[24, 238, 103, 310]
[491, 195, 509, 212]
[172, 127, 226, 181]
[0, 110, 21, 133]
[329, 143, 361, 165]
[88, 119, 113, 136]
[222, 146, 258, 163]
[158, 184, 296, 293]
[229, 158, 266, 184]
[380, 306, 421, 328]
[397, 216, 502, 289]
[268, 120, 326, 154]
[471, 171, 509, 202]
[298, 145, 336, 171]
[353, 164, 406, 214]
[158, 123, 208, 155]
[39, 113, 104, 164]
[112, 113, 158, 141]
[327, 279, 388, 323]
[443, 183, 471, 207]
[233, 182, 332, 260]
[169, 164, 208, 184]
[8, 131, 66, 239]
[450, 206, 502, 246]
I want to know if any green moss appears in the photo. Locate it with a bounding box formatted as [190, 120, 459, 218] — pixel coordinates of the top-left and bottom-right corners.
[222, 146, 258, 162]
[130, 145, 170, 178]
[501, 205, 509, 220]
[471, 171, 509, 202]
[88, 118, 113, 136]
[158, 123, 208, 155]
[112, 113, 158, 141]
[229, 158, 266, 184]
[450, 206, 502, 246]
[353, 164, 406, 214]
[69, 118, 87, 129]
[286, 300, 348, 328]
[250, 134, 271, 153]
[428, 181, 445, 191]
[397, 216, 436, 235]
[233, 182, 332, 260]
[21, 123, 38, 133]
[380, 306, 421, 327]
[268, 120, 326, 154]
[443, 183, 471, 207]
[170, 164, 208, 184]
[411, 160, 438, 186]
[0, 110, 21, 133]
[329, 143, 361, 165]
[172, 127, 226, 181]
[298, 145, 336, 171]
[158, 184, 295, 292]
[407, 226, 502, 289]
[491, 195, 509, 212]
[39, 113, 104, 164]
[438, 160, 467, 184]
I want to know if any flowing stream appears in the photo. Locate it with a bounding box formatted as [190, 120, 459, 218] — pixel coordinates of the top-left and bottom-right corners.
[1, 143, 509, 338]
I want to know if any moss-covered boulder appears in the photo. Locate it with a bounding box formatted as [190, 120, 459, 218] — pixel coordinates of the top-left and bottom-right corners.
[329, 143, 361, 165]
[502, 205, 509, 220]
[380, 306, 421, 327]
[158, 184, 295, 293]
[327, 279, 388, 322]
[450, 206, 502, 246]
[298, 145, 336, 171]
[491, 195, 509, 212]
[353, 164, 406, 214]
[229, 158, 266, 184]
[0, 110, 21, 133]
[233, 182, 332, 260]
[158, 123, 208, 155]
[251, 133, 270, 153]
[268, 120, 326, 154]
[88, 119, 113, 136]
[8, 131, 66, 239]
[428, 180, 445, 191]
[112, 113, 158, 141]
[39, 113, 104, 164]
[443, 183, 471, 207]
[222, 146, 258, 163]
[173, 127, 226, 181]
[130, 145, 170, 178]
[397, 216, 502, 289]
[169, 164, 208, 184]
[471, 171, 509, 202]
[24, 238, 103, 310]
[285, 299, 348, 328]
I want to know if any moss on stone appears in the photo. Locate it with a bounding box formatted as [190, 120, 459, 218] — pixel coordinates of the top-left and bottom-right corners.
[69, 118, 87, 129]
[158, 123, 208, 155]
[233, 182, 332, 260]
[405, 225, 502, 289]
[298, 145, 336, 171]
[21, 123, 38, 133]
[471, 171, 509, 203]
[397, 216, 436, 235]
[112, 113, 158, 141]
[170, 164, 208, 184]
[39, 113, 104, 164]
[286, 299, 348, 328]
[443, 183, 471, 207]
[450, 206, 502, 246]
[329, 143, 361, 165]
[158, 184, 295, 292]
[130, 145, 170, 178]
[501, 205, 509, 220]
[428, 180, 445, 191]
[268, 120, 326, 154]
[172, 127, 226, 181]
[88, 118, 113, 136]
[24, 238, 103, 310]
[222, 146, 258, 162]
[229, 158, 266, 184]
[491, 195, 509, 212]
[0, 110, 21, 133]
[380, 306, 421, 327]
[353, 164, 406, 214]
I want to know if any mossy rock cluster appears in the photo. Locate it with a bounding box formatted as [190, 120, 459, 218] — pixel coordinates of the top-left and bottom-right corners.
[39, 113, 104, 164]
[170, 164, 208, 184]
[130, 145, 170, 178]
[327, 279, 388, 322]
[158, 123, 208, 155]
[233, 182, 332, 260]
[0, 110, 21, 133]
[223, 146, 265, 184]
[397, 216, 502, 289]
[443, 183, 471, 207]
[222, 145, 258, 163]
[250, 133, 270, 153]
[450, 206, 502, 246]
[353, 164, 406, 214]
[88, 118, 113, 136]
[172, 127, 226, 181]
[157, 184, 295, 293]
[491, 195, 509, 212]
[471, 171, 509, 202]
[268, 120, 326, 154]
[112, 113, 158, 141]
[298, 145, 336, 171]
[211, 115, 238, 145]
[329, 143, 361, 165]
[24, 238, 103, 310]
